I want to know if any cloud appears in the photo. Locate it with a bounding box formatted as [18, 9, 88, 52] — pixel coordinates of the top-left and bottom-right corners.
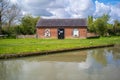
[11, 0, 94, 18]
[94, 1, 111, 17]
[10, 0, 120, 23]
[44, 0, 94, 18]
[93, 1, 120, 23]
[66, 0, 94, 18]
[110, 5, 120, 19]
[47, 8, 71, 18]
[13, 0, 54, 16]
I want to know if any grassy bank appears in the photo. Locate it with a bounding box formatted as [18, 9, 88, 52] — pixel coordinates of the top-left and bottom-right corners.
[0, 36, 120, 54]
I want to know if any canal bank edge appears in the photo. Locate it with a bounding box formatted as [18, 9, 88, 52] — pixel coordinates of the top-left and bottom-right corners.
[0, 44, 114, 59]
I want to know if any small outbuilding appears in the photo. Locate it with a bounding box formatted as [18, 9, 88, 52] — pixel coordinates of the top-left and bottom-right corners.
[36, 18, 87, 39]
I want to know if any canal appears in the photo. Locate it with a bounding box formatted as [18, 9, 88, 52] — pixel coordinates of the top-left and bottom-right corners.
[0, 46, 120, 80]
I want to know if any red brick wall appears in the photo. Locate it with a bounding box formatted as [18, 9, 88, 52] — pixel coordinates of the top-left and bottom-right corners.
[79, 28, 87, 38]
[65, 28, 73, 38]
[37, 27, 87, 39]
[36, 28, 44, 38]
[50, 28, 57, 38]
[36, 27, 57, 38]
[65, 27, 87, 38]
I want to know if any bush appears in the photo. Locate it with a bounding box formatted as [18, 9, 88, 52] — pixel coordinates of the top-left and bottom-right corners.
[2, 27, 17, 38]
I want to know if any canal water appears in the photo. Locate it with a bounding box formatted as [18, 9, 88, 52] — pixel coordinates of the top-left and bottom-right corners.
[0, 47, 120, 80]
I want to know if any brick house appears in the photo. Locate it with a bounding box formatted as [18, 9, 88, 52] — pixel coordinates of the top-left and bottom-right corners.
[36, 18, 87, 39]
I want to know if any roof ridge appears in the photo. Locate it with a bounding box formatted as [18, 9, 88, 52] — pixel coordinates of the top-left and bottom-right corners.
[36, 18, 87, 27]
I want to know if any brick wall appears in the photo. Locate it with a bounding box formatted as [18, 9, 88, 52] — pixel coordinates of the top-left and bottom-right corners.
[50, 28, 57, 38]
[37, 27, 57, 38]
[65, 28, 73, 38]
[37, 27, 87, 39]
[36, 28, 44, 38]
[79, 28, 87, 38]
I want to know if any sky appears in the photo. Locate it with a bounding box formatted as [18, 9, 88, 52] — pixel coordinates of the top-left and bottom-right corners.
[10, 0, 120, 23]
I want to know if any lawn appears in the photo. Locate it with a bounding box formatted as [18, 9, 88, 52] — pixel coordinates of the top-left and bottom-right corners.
[0, 36, 120, 54]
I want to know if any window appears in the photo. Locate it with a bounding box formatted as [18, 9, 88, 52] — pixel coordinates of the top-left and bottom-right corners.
[73, 29, 79, 37]
[44, 29, 50, 37]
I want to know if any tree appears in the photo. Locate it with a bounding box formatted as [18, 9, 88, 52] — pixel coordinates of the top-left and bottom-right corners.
[5, 4, 21, 27]
[101, 14, 109, 23]
[0, 0, 9, 34]
[88, 16, 95, 32]
[89, 14, 110, 36]
[21, 14, 39, 35]
[107, 23, 114, 35]
[114, 20, 120, 35]
[94, 18, 107, 36]
[0, 0, 21, 35]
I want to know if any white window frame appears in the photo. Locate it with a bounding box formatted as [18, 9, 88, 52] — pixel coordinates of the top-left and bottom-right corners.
[73, 28, 79, 37]
[44, 29, 50, 37]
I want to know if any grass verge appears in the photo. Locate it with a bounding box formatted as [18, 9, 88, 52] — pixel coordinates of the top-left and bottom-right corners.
[0, 36, 120, 55]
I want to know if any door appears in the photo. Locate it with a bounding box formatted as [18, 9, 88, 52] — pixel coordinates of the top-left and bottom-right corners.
[58, 28, 64, 39]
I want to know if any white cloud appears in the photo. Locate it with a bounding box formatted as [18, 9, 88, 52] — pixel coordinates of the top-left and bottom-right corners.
[110, 5, 120, 21]
[45, 0, 94, 18]
[93, 1, 120, 23]
[11, 0, 54, 16]
[66, 0, 94, 18]
[10, 0, 120, 23]
[47, 8, 71, 18]
[94, 1, 111, 17]
[10, 0, 17, 3]
[11, 0, 94, 18]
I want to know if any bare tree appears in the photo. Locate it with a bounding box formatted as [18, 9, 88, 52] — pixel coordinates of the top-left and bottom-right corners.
[5, 4, 21, 27]
[0, 0, 9, 34]
[0, 0, 21, 34]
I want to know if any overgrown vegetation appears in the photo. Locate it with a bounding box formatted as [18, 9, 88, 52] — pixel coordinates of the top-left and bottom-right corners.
[0, 36, 120, 54]
[1, 15, 39, 38]
[88, 14, 120, 36]
[0, 0, 21, 34]
[0, 0, 39, 38]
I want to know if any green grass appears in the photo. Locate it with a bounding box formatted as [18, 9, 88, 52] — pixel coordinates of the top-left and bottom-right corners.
[0, 36, 120, 54]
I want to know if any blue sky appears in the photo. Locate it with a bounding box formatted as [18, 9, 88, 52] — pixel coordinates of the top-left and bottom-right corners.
[94, 0, 120, 4]
[10, 0, 120, 23]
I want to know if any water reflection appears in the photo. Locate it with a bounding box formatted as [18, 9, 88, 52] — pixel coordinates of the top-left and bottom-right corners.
[0, 47, 120, 80]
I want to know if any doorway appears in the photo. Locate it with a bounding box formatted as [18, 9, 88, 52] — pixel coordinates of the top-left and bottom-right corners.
[58, 28, 64, 39]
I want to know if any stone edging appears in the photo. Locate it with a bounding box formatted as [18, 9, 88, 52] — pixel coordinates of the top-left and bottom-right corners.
[0, 44, 114, 60]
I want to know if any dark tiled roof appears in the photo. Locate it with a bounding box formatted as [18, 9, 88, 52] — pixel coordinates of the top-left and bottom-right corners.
[36, 18, 87, 27]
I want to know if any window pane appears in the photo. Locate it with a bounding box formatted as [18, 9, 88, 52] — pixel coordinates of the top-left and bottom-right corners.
[73, 29, 79, 37]
[44, 29, 50, 37]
